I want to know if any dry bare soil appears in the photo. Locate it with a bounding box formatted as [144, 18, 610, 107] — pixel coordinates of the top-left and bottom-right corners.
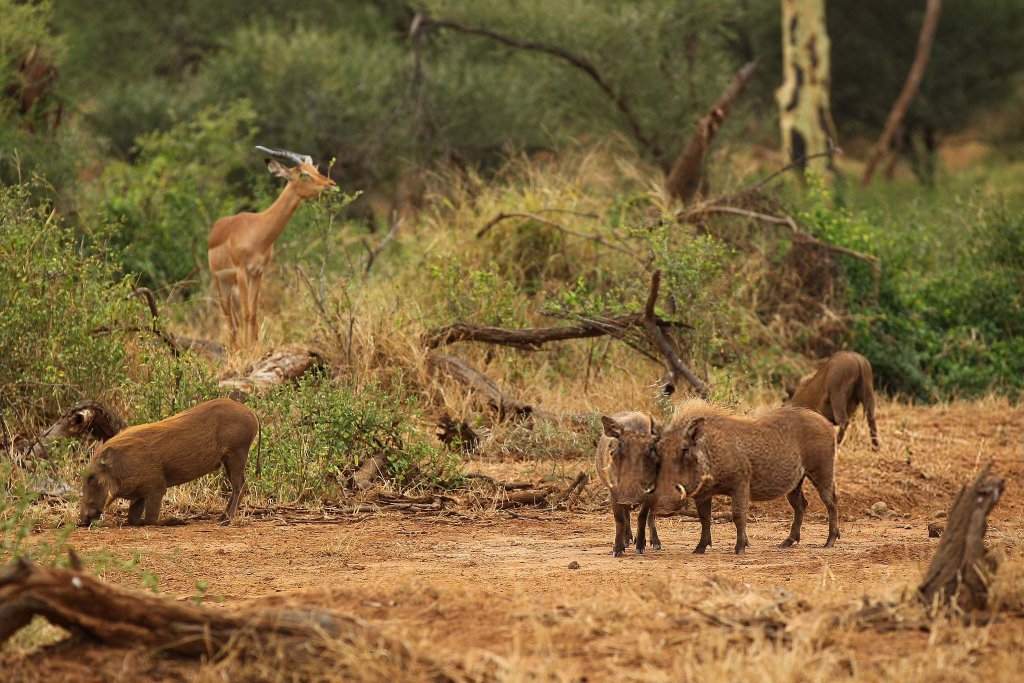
[4, 400, 1024, 682]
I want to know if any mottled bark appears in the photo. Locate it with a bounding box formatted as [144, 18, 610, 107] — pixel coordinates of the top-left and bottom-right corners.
[776, 0, 838, 175]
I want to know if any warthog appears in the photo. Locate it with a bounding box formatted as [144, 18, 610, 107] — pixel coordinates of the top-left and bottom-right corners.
[78, 398, 260, 527]
[788, 350, 879, 450]
[28, 400, 126, 459]
[654, 405, 838, 554]
[596, 412, 660, 557]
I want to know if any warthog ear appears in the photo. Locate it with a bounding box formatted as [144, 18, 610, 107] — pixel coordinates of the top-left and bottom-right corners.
[648, 416, 661, 439]
[600, 415, 623, 439]
[682, 417, 705, 445]
[98, 453, 108, 469]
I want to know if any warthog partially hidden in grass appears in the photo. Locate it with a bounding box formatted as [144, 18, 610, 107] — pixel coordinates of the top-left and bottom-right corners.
[28, 400, 126, 459]
[78, 398, 260, 527]
[653, 404, 838, 554]
[788, 350, 879, 450]
[595, 412, 660, 556]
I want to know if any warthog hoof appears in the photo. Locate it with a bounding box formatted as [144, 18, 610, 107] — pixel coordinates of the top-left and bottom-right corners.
[650, 541, 662, 551]
[823, 537, 836, 548]
[779, 538, 797, 548]
[693, 544, 708, 554]
[613, 549, 624, 558]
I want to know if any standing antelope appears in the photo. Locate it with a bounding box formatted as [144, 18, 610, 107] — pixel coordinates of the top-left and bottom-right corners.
[208, 146, 336, 346]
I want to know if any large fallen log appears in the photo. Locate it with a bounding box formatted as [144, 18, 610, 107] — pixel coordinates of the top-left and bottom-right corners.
[918, 462, 1004, 613]
[219, 348, 327, 391]
[0, 555, 443, 672]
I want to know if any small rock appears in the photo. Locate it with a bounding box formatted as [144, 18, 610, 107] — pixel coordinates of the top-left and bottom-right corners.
[928, 522, 944, 538]
[568, 561, 580, 570]
[903, 524, 912, 530]
[935, 510, 947, 518]
[870, 501, 888, 517]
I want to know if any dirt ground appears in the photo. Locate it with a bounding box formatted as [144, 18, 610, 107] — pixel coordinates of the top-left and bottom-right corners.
[4, 400, 1024, 681]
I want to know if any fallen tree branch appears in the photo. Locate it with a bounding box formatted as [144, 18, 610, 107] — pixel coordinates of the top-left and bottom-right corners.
[426, 352, 539, 421]
[862, 0, 943, 186]
[666, 59, 760, 202]
[641, 271, 710, 398]
[0, 555, 444, 677]
[219, 348, 327, 392]
[918, 462, 1004, 613]
[414, 13, 665, 168]
[423, 314, 690, 351]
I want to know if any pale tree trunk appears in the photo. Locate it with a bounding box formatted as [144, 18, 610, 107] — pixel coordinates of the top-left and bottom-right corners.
[776, 0, 838, 175]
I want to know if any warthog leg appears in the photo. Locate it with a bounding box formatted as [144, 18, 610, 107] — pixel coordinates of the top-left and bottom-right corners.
[635, 504, 650, 555]
[646, 504, 662, 551]
[731, 483, 750, 554]
[612, 504, 630, 557]
[808, 474, 840, 547]
[780, 477, 808, 548]
[126, 498, 145, 526]
[221, 451, 247, 525]
[693, 495, 713, 554]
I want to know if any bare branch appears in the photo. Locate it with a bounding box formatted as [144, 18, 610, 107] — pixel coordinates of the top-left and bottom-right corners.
[476, 211, 647, 264]
[640, 271, 710, 398]
[414, 14, 665, 168]
[863, 0, 943, 186]
[666, 59, 760, 202]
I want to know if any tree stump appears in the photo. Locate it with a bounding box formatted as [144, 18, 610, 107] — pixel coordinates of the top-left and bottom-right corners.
[918, 463, 1004, 612]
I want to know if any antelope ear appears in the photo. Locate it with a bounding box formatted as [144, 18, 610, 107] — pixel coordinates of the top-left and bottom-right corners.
[266, 159, 295, 180]
[600, 415, 623, 439]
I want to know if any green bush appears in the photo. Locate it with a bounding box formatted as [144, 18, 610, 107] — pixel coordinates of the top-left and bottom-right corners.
[799, 181, 1024, 400]
[247, 378, 462, 501]
[0, 185, 137, 419]
[82, 100, 258, 290]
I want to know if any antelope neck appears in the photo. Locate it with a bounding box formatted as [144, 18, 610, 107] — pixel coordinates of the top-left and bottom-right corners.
[254, 183, 305, 249]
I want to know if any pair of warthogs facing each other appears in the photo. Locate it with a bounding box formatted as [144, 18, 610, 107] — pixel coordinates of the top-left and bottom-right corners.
[597, 351, 878, 557]
[77, 399, 260, 527]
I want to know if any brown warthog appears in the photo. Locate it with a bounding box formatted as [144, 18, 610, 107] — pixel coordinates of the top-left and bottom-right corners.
[654, 405, 838, 554]
[788, 350, 879, 450]
[29, 400, 126, 459]
[596, 412, 660, 556]
[78, 398, 260, 527]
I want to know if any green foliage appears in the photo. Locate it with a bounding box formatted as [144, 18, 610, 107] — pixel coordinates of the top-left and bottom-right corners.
[799, 181, 1024, 400]
[248, 378, 462, 501]
[0, 185, 136, 417]
[429, 260, 525, 327]
[83, 101, 258, 290]
[0, 465, 73, 565]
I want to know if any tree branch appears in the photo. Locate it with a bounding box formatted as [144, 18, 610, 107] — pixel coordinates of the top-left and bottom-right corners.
[666, 58, 760, 202]
[862, 0, 943, 186]
[640, 271, 710, 398]
[414, 13, 665, 168]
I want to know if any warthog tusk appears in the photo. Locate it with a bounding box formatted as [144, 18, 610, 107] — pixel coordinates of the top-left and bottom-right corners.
[643, 485, 655, 494]
[675, 483, 687, 499]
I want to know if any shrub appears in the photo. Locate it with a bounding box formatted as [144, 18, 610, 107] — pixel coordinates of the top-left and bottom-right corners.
[81, 100, 258, 290]
[247, 378, 462, 502]
[0, 185, 137, 420]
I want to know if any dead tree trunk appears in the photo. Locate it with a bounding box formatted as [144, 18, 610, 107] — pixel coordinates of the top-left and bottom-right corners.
[665, 59, 760, 203]
[642, 271, 710, 399]
[776, 0, 838, 176]
[918, 463, 1004, 613]
[862, 0, 943, 186]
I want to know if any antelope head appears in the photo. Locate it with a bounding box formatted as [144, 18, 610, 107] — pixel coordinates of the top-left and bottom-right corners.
[256, 145, 336, 199]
